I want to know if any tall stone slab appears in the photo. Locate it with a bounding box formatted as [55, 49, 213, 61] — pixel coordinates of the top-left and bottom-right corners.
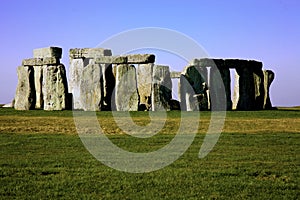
[179, 64, 208, 111]
[137, 63, 153, 110]
[252, 65, 265, 110]
[232, 71, 239, 110]
[80, 64, 102, 111]
[115, 64, 139, 111]
[43, 65, 68, 111]
[14, 66, 35, 110]
[33, 66, 43, 109]
[209, 59, 230, 111]
[263, 70, 275, 109]
[152, 65, 172, 111]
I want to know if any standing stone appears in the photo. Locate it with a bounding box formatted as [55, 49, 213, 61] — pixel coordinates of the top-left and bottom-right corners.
[80, 64, 102, 111]
[33, 66, 43, 109]
[115, 64, 139, 111]
[14, 66, 35, 110]
[137, 63, 153, 110]
[43, 65, 68, 111]
[179, 64, 208, 111]
[101, 64, 115, 111]
[253, 68, 265, 110]
[263, 70, 275, 109]
[33, 47, 62, 59]
[232, 71, 239, 110]
[152, 65, 172, 111]
[209, 59, 230, 111]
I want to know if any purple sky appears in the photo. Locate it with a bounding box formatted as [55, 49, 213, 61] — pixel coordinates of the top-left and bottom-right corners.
[0, 0, 299, 106]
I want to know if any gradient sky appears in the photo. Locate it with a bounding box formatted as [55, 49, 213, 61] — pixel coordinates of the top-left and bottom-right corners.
[0, 0, 299, 106]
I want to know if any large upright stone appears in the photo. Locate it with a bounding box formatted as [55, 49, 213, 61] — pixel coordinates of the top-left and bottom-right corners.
[101, 64, 115, 110]
[209, 59, 231, 111]
[137, 63, 153, 110]
[115, 64, 139, 111]
[263, 70, 275, 109]
[152, 65, 172, 111]
[80, 64, 102, 111]
[253, 65, 265, 110]
[43, 65, 68, 111]
[33, 66, 43, 109]
[14, 66, 35, 110]
[179, 64, 208, 111]
[33, 47, 62, 59]
[232, 71, 239, 110]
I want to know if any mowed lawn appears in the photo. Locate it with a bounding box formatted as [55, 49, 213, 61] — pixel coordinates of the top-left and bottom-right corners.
[0, 108, 299, 199]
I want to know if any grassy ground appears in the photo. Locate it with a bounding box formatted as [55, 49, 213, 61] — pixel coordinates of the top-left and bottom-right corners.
[0, 108, 299, 199]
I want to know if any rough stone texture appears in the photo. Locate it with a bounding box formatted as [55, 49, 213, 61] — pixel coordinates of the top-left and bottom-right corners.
[95, 56, 127, 64]
[80, 64, 102, 111]
[22, 57, 60, 66]
[137, 63, 153, 111]
[179, 65, 208, 111]
[152, 65, 172, 111]
[69, 58, 86, 109]
[209, 59, 231, 111]
[263, 70, 275, 109]
[232, 71, 239, 110]
[101, 64, 115, 110]
[43, 65, 68, 111]
[69, 48, 112, 59]
[33, 47, 62, 59]
[126, 54, 155, 64]
[170, 71, 181, 78]
[253, 69, 265, 110]
[115, 64, 139, 111]
[14, 66, 35, 110]
[33, 66, 43, 109]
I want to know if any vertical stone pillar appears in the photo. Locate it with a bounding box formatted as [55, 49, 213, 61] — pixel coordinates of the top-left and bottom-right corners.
[232, 71, 239, 110]
[209, 59, 231, 111]
[115, 64, 139, 111]
[252, 62, 265, 110]
[33, 66, 43, 109]
[80, 64, 102, 111]
[137, 63, 153, 110]
[263, 70, 275, 109]
[43, 65, 68, 111]
[152, 65, 172, 111]
[14, 66, 35, 110]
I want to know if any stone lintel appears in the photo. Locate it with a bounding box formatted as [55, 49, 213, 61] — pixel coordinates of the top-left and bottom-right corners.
[33, 47, 62, 59]
[69, 48, 112, 59]
[170, 71, 181, 78]
[189, 58, 225, 68]
[126, 54, 155, 64]
[22, 57, 60, 66]
[95, 56, 128, 64]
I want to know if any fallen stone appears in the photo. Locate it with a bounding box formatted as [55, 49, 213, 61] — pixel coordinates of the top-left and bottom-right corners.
[152, 65, 172, 111]
[95, 56, 127, 64]
[137, 63, 153, 110]
[14, 66, 35, 110]
[115, 64, 139, 111]
[33, 47, 62, 59]
[43, 65, 68, 111]
[80, 64, 103, 111]
[126, 54, 155, 64]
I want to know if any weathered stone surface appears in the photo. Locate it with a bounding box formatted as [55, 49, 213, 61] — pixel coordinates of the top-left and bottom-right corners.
[95, 56, 127, 64]
[22, 57, 60, 66]
[210, 59, 231, 111]
[80, 64, 102, 111]
[232, 71, 239, 110]
[263, 70, 275, 109]
[33, 66, 43, 109]
[33, 47, 62, 59]
[69, 48, 112, 59]
[126, 54, 155, 64]
[152, 65, 172, 111]
[115, 64, 139, 111]
[137, 63, 153, 110]
[179, 65, 208, 111]
[253, 69, 265, 110]
[69, 59, 86, 109]
[170, 71, 181, 78]
[101, 64, 115, 110]
[14, 66, 35, 110]
[43, 65, 68, 111]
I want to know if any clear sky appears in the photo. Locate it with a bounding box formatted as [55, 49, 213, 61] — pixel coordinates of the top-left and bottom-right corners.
[1, 0, 299, 106]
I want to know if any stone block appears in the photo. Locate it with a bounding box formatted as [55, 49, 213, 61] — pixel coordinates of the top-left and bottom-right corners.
[137, 63, 153, 110]
[69, 48, 112, 59]
[170, 71, 181, 79]
[263, 70, 275, 109]
[126, 54, 155, 64]
[95, 56, 127, 64]
[33, 47, 62, 59]
[22, 57, 60, 66]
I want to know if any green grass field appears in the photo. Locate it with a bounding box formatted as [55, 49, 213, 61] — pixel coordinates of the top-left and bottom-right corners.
[0, 108, 299, 199]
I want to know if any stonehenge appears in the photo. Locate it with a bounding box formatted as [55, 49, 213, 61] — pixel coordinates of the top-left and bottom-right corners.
[14, 47, 275, 111]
